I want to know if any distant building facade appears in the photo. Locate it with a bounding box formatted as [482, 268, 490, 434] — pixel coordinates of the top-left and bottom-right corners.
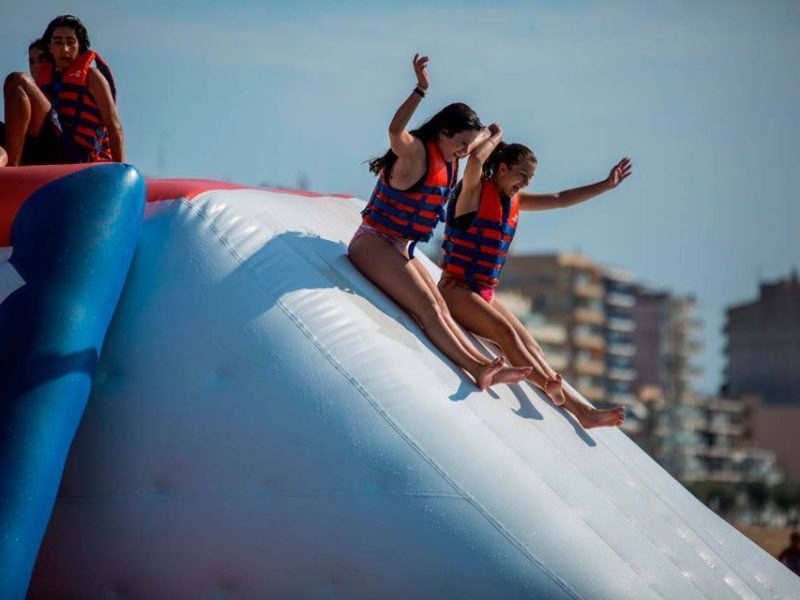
[724, 271, 800, 405]
[502, 253, 608, 406]
[631, 287, 781, 484]
[602, 268, 638, 427]
[482, 251, 785, 485]
[724, 271, 800, 483]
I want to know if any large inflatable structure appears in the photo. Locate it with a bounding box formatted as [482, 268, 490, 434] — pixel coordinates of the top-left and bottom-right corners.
[0, 164, 798, 598]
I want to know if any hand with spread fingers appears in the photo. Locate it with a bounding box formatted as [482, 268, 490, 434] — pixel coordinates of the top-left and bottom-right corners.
[606, 157, 633, 188]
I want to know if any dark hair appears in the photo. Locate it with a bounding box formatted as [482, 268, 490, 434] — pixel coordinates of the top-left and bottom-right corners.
[368, 102, 483, 175]
[482, 142, 537, 179]
[43, 15, 91, 55]
[28, 38, 48, 53]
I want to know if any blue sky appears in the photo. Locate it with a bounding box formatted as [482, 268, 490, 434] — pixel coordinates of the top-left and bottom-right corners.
[3, 0, 799, 393]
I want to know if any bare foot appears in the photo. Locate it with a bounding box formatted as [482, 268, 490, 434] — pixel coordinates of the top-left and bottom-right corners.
[578, 406, 625, 429]
[491, 365, 533, 386]
[475, 356, 504, 390]
[543, 373, 565, 406]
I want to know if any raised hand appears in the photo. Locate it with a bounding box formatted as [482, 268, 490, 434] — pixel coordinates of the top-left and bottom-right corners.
[413, 53, 430, 91]
[606, 157, 633, 188]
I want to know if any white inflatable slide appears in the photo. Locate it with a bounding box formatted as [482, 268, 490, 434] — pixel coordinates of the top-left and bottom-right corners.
[24, 184, 800, 598]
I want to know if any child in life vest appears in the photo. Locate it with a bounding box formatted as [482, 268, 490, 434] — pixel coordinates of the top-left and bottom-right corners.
[2, 15, 124, 166]
[348, 54, 531, 390]
[27, 39, 50, 81]
[0, 40, 52, 166]
[439, 126, 632, 428]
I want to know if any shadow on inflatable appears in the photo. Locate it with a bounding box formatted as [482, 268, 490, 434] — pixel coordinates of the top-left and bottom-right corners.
[1, 164, 799, 599]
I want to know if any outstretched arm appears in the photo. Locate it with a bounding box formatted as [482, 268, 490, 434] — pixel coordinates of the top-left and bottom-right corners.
[520, 157, 631, 211]
[87, 67, 125, 162]
[454, 124, 503, 217]
[387, 53, 429, 159]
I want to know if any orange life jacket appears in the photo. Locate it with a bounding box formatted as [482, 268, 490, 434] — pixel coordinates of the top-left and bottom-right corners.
[361, 140, 457, 254]
[36, 51, 117, 162]
[441, 179, 519, 288]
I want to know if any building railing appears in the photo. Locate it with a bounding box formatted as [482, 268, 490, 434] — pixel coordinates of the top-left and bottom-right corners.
[573, 282, 603, 299]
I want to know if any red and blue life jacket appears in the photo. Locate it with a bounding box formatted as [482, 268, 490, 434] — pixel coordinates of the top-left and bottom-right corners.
[441, 179, 519, 288]
[362, 140, 457, 255]
[36, 51, 117, 162]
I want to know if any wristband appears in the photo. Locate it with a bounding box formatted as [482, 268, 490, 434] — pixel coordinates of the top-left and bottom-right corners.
[413, 86, 426, 98]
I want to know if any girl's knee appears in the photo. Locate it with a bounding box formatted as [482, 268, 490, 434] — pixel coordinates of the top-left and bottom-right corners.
[4, 71, 27, 92]
[416, 294, 445, 325]
[494, 321, 520, 347]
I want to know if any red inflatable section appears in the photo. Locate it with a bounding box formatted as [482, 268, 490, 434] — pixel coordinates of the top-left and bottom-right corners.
[0, 165, 97, 246]
[0, 165, 356, 246]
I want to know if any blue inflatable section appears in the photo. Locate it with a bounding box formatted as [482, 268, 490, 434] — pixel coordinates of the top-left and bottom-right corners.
[0, 164, 145, 598]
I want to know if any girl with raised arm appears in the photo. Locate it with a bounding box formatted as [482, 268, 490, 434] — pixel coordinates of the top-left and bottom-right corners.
[348, 54, 531, 390]
[439, 127, 632, 428]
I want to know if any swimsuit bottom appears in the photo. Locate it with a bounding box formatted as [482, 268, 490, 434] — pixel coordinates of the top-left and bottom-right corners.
[439, 274, 495, 303]
[351, 223, 410, 256]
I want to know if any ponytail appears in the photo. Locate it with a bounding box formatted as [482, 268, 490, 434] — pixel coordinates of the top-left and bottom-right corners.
[482, 142, 537, 179]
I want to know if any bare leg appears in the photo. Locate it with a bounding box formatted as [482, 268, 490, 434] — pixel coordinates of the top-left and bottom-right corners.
[410, 261, 530, 386]
[0, 146, 7, 167]
[490, 298, 624, 428]
[441, 283, 561, 399]
[410, 259, 490, 364]
[348, 233, 528, 389]
[3, 72, 51, 166]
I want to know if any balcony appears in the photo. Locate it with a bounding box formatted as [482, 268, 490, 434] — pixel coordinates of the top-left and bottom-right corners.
[707, 470, 744, 484]
[573, 307, 604, 325]
[605, 291, 635, 308]
[607, 317, 635, 333]
[606, 391, 637, 406]
[573, 333, 605, 351]
[575, 359, 605, 377]
[547, 354, 568, 372]
[697, 446, 738, 459]
[708, 422, 745, 436]
[580, 386, 606, 403]
[526, 322, 567, 345]
[573, 281, 603, 299]
[606, 342, 636, 357]
[607, 367, 636, 382]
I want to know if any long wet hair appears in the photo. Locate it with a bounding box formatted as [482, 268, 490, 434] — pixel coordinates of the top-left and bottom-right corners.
[482, 142, 537, 179]
[368, 102, 483, 175]
[43, 15, 91, 55]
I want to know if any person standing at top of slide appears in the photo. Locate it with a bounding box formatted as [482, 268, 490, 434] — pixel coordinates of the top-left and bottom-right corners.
[438, 126, 632, 428]
[348, 53, 531, 390]
[2, 15, 124, 166]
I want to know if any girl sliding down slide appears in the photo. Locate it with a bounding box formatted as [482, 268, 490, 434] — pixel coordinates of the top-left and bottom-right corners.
[439, 125, 632, 428]
[348, 54, 531, 390]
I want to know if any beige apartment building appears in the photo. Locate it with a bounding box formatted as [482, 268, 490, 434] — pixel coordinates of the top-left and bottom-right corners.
[501, 253, 607, 404]
[499, 252, 782, 484]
